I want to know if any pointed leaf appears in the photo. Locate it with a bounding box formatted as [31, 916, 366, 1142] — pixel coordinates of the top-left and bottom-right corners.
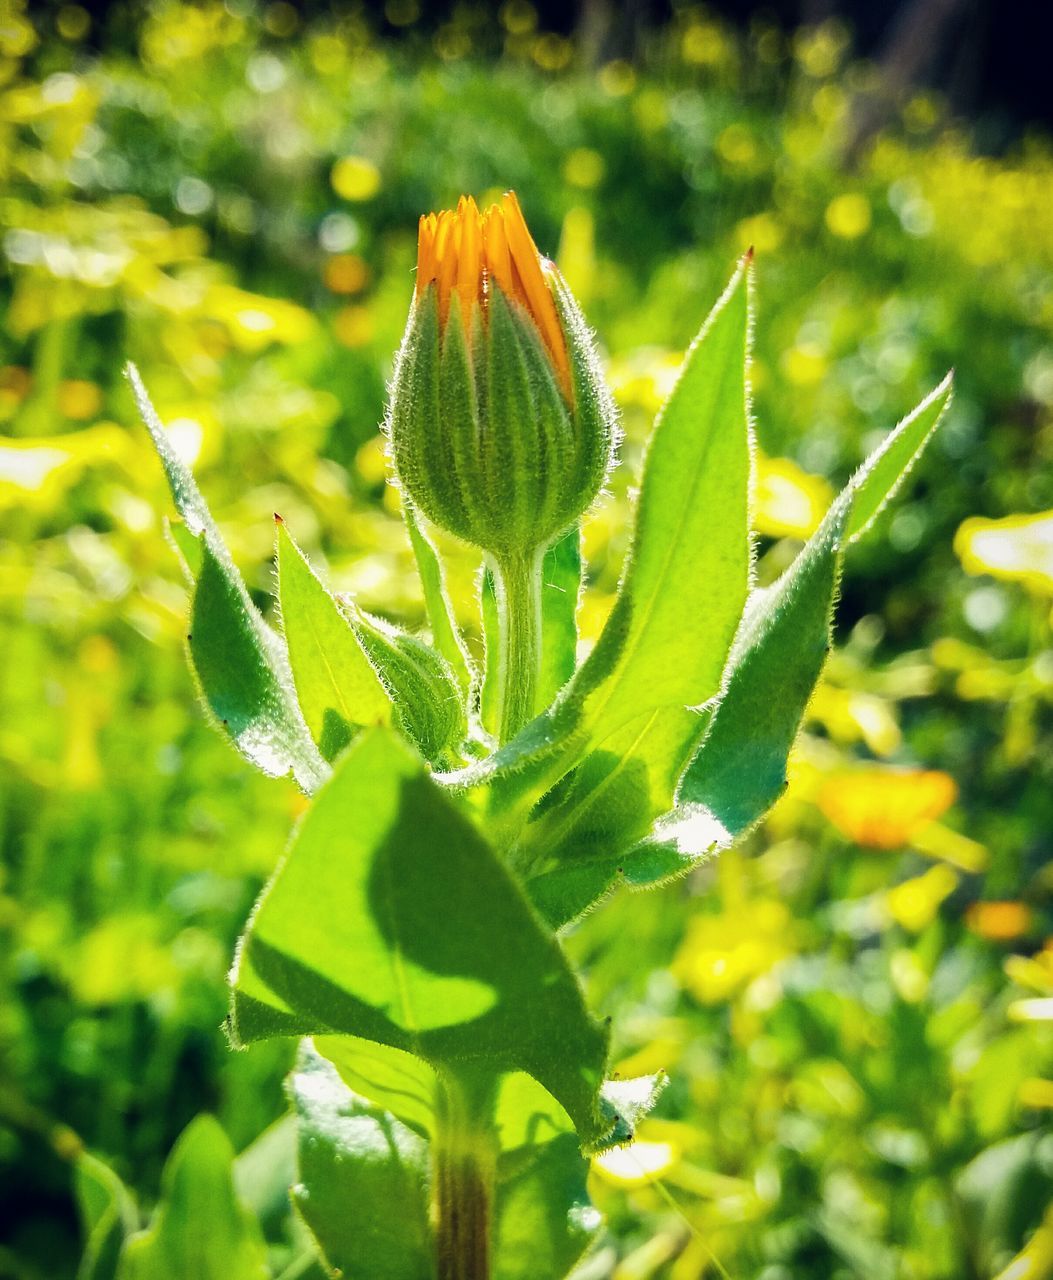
[680, 374, 954, 835]
[276, 520, 393, 760]
[527, 376, 953, 928]
[230, 730, 612, 1148]
[130, 365, 326, 793]
[117, 1116, 268, 1280]
[189, 545, 327, 792]
[568, 258, 753, 742]
[289, 1044, 434, 1280]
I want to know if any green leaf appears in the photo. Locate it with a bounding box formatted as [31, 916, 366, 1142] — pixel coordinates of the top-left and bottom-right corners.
[117, 1115, 269, 1280]
[314, 1034, 438, 1141]
[311, 1038, 660, 1158]
[75, 1152, 138, 1280]
[289, 1043, 434, 1280]
[526, 375, 953, 929]
[526, 828, 709, 931]
[130, 364, 326, 794]
[165, 518, 203, 579]
[568, 258, 753, 743]
[404, 506, 474, 697]
[230, 730, 612, 1148]
[680, 374, 953, 835]
[516, 704, 705, 875]
[348, 609, 467, 765]
[538, 527, 582, 708]
[494, 1135, 597, 1280]
[276, 520, 393, 760]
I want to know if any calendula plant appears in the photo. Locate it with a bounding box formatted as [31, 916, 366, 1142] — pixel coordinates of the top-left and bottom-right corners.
[126, 191, 952, 1280]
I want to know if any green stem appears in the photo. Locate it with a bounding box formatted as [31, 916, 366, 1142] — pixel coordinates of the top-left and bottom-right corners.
[492, 549, 544, 745]
[433, 1072, 499, 1280]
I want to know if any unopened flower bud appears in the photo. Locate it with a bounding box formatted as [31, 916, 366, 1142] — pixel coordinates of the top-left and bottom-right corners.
[387, 192, 616, 561]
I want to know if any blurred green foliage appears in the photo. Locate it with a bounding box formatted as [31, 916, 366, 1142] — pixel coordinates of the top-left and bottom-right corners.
[1, 1, 1052, 1277]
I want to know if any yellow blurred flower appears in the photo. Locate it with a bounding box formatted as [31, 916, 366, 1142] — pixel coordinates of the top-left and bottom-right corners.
[955, 510, 1053, 596]
[825, 193, 872, 239]
[782, 343, 828, 386]
[563, 147, 605, 189]
[818, 767, 957, 849]
[755, 453, 834, 539]
[734, 211, 784, 256]
[57, 379, 102, 420]
[1008, 997, 1053, 1022]
[886, 865, 959, 932]
[808, 684, 902, 755]
[675, 899, 793, 1004]
[331, 155, 382, 202]
[205, 284, 315, 351]
[333, 304, 374, 348]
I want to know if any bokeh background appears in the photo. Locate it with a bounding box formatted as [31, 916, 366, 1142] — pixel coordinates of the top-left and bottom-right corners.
[2, 1, 1052, 1276]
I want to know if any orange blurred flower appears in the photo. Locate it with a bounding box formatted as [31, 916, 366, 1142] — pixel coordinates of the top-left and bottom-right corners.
[965, 900, 1034, 942]
[818, 767, 957, 849]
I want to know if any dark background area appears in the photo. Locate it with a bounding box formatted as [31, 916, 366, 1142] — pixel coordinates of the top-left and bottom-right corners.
[30, 0, 1053, 139]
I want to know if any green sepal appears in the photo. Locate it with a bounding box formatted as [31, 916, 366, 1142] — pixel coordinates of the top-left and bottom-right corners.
[345, 606, 466, 766]
[276, 520, 394, 761]
[116, 1116, 269, 1280]
[130, 365, 327, 794]
[404, 506, 474, 697]
[552, 274, 620, 533]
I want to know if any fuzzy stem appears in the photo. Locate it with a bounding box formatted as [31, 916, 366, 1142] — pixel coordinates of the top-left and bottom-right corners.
[434, 1072, 499, 1280]
[492, 548, 544, 745]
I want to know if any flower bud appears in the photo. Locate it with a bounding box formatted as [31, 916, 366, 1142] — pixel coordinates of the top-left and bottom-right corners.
[387, 192, 616, 562]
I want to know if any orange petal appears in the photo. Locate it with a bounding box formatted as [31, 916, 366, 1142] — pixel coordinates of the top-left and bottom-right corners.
[482, 206, 515, 300]
[433, 209, 458, 326]
[499, 192, 570, 394]
[415, 213, 437, 296]
[455, 195, 482, 320]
